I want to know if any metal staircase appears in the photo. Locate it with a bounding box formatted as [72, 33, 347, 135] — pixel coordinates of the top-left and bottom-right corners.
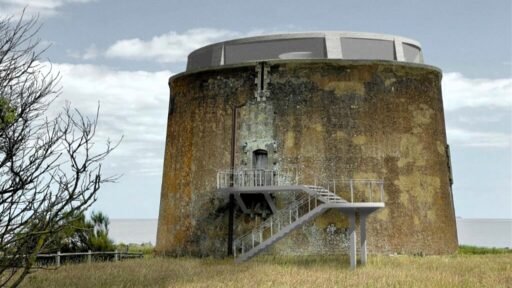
[233, 185, 346, 262]
[305, 185, 347, 203]
[217, 169, 385, 267]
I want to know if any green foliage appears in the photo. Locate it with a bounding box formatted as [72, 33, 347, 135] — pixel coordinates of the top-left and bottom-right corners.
[458, 245, 511, 255]
[0, 97, 16, 127]
[116, 242, 154, 255]
[88, 211, 114, 251]
[45, 211, 115, 253]
[88, 234, 115, 252]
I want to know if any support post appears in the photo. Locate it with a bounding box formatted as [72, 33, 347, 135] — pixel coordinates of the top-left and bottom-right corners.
[369, 181, 373, 202]
[56, 251, 61, 267]
[88, 250, 92, 264]
[228, 194, 235, 256]
[350, 180, 354, 202]
[380, 182, 384, 202]
[114, 250, 119, 262]
[360, 213, 367, 265]
[348, 212, 357, 269]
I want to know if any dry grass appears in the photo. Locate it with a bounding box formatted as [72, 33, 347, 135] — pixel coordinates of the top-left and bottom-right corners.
[20, 254, 512, 288]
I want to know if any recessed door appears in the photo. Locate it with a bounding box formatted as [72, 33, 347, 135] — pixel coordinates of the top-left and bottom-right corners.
[253, 149, 268, 170]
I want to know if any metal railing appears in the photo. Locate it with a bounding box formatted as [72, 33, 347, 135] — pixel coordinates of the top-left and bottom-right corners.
[321, 179, 385, 203]
[217, 169, 297, 189]
[233, 192, 323, 257]
[35, 250, 143, 267]
[217, 169, 384, 203]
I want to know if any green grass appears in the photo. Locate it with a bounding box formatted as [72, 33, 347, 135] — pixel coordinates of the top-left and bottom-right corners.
[458, 245, 512, 255]
[19, 253, 512, 288]
[116, 242, 155, 255]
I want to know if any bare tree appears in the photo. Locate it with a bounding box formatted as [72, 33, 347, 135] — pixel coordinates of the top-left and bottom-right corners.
[0, 12, 118, 287]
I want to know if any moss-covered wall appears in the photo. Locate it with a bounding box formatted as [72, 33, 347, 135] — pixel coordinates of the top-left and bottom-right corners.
[156, 60, 458, 257]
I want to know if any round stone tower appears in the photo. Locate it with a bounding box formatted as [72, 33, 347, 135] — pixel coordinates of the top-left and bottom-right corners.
[156, 32, 458, 258]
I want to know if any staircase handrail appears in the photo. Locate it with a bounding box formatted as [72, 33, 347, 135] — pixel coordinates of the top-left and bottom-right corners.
[233, 193, 317, 257]
[234, 192, 313, 242]
[233, 186, 348, 258]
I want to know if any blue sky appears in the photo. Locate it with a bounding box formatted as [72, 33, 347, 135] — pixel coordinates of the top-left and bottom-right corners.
[1, 0, 510, 219]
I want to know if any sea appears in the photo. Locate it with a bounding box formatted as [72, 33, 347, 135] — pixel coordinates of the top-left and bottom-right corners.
[109, 218, 512, 248]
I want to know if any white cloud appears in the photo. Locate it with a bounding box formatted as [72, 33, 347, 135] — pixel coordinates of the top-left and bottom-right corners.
[442, 73, 512, 148]
[447, 127, 511, 148]
[45, 62, 172, 176]
[103, 28, 282, 63]
[0, 0, 95, 18]
[442, 72, 512, 110]
[104, 28, 240, 63]
[72, 27, 292, 64]
[68, 44, 99, 60]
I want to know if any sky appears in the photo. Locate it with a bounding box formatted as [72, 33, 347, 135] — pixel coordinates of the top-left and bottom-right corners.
[0, 0, 510, 219]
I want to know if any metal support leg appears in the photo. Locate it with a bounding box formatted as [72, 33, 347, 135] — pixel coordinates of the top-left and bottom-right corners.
[227, 194, 234, 256]
[348, 212, 357, 269]
[360, 213, 367, 265]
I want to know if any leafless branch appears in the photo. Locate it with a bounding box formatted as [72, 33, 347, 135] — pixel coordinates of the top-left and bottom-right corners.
[0, 11, 119, 288]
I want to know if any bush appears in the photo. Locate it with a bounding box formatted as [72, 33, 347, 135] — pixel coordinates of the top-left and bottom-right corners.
[44, 211, 115, 253]
[116, 242, 154, 255]
[458, 245, 511, 255]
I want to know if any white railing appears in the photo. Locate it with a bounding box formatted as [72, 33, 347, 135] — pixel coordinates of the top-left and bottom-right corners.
[233, 192, 320, 257]
[217, 169, 384, 203]
[2, 250, 144, 268]
[320, 179, 385, 203]
[37, 251, 143, 266]
[232, 186, 349, 258]
[216, 169, 297, 189]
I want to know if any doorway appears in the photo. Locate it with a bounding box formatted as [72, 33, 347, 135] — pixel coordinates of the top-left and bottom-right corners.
[253, 149, 268, 170]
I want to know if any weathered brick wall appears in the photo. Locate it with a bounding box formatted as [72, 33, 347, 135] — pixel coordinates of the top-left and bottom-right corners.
[156, 60, 458, 257]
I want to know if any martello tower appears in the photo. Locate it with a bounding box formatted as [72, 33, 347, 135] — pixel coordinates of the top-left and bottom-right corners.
[156, 32, 458, 264]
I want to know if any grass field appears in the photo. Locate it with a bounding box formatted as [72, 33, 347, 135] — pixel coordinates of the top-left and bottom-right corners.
[19, 249, 512, 288]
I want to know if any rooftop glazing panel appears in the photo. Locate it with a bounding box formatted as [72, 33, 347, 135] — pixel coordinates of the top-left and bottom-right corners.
[186, 32, 423, 71]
